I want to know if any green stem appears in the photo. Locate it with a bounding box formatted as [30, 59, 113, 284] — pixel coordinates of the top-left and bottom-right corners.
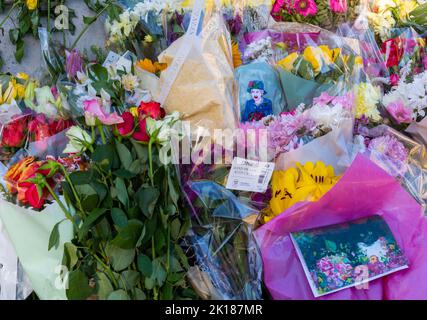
[70, 3, 111, 49]
[98, 125, 107, 144]
[151, 237, 158, 300]
[45, 183, 73, 222]
[93, 252, 119, 288]
[148, 139, 154, 187]
[0, 1, 20, 29]
[61, 166, 85, 216]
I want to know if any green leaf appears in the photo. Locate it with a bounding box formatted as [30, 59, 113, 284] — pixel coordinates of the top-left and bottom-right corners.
[62, 242, 78, 269]
[78, 208, 107, 240]
[115, 177, 129, 208]
[67, 270, 94, 300]
[111, 207, 128, 228]
[167, 171, 180, 207]
[113, 169, 137, 179]
[93, 144, 119, 170]
[9, 29, 20, 44]
[131, 139, 148, 162]
[96, 272, 114, 300]
[325, 240, 337, 252]
[137, 187, 159, 218]
[152, 259, 167, 287]
[111, 219, 144, 249]
[115, 141, 133, 170]
[137, 254, 152, 277]
[107, 289, 130, 300]
[90, 64, 109, 82]
[119, 270, 140, 289]
[133, 288, 146, 300]
[170, 219, 181, 241]
[48, 220, 64, 250]
[105, 244, 135, 272]
[15, 40, 25, 63]
[83, 16, 97, 25]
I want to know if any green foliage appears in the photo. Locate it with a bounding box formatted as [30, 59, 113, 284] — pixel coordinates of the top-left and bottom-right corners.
[60, 138, 194, 300]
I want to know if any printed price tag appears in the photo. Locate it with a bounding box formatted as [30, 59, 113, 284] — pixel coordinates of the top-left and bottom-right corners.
[226, 157, 275, 193]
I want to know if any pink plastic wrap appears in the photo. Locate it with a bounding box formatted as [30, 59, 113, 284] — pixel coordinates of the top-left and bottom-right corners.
[254, 154, 427, 300]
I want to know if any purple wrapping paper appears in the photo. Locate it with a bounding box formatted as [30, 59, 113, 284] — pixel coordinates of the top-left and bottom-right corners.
[254, 154, 427, 300]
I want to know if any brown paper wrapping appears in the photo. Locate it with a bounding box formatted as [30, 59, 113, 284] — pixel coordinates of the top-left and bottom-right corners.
[156, 16, 238, 133]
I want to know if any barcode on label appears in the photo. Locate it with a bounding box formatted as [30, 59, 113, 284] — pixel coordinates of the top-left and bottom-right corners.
[258, 173, 266, 184]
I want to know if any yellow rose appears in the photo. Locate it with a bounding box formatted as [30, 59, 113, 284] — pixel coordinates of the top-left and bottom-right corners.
[26, 0, 38, 11]
[129, 107, 139, 117]
[277, 52, 299, 72]
[303, 46, 330, 74]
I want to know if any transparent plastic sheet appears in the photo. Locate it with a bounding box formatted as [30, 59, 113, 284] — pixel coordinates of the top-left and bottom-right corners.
[271, 0, 361, 31]
[255, 154, 427, 300]
[336, 23, 390, 80]
[156, 0, 239, 131]
[358, 124, 427, 213]
[0, 112, 32, 165]
[273, 29, 366, 109]
[379, 27, 426, 83]
[177, 133, 264, 299]
[0, 217, 33, 300]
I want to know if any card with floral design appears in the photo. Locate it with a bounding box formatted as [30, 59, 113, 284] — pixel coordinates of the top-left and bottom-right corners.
[291, 215, 409, 297]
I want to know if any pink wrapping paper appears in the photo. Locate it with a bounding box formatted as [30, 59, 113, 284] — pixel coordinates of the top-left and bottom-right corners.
[255, 154, 427, 300]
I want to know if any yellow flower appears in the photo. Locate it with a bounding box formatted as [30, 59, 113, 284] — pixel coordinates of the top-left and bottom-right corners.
[319, 45, 339, 64]
[136, 58, 167, 74]
[129, 107, 139, 117]
[144, 35, 153, 43]
[354, 83, 381, 121]
[266, 161, 339, 220]
[232, 41, 242, 68]
[355, 56, 364, 66]
[303, 46, 327, 74]
[26, 0, 38, 10]
[277, 52, 299, 72]
[16, 73, 30, 81]
[2, 80, 18, 104]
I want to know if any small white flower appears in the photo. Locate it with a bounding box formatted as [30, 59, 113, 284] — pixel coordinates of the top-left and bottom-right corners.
[121, 74, 140, 92]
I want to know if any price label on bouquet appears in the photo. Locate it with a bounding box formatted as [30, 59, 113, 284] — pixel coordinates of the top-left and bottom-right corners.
[226, 157, 275, 193]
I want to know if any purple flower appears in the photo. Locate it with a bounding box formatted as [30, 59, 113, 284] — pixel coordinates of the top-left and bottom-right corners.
[226, 14, 242, 35]
[65, 49, 83, 80]
[313, 92, 334, 106]
[368, 135, 408, 163]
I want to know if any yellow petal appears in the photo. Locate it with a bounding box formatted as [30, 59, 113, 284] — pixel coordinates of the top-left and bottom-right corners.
[277, 52, 299, 72]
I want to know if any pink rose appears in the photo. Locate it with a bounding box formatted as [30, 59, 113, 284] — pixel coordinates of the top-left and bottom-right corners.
[84, 98, 124, 126]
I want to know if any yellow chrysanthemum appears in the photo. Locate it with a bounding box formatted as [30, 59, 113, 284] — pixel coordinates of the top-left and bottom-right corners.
[277, 52, 299, 72]
[265, 161, 339, 222]
[354, 83, 382, 122]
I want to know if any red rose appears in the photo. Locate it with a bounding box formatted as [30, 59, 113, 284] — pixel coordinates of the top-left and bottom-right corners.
[2, 117, 28, 148]
[25, 183, 47, 209]
[381, 38, 404, 68]
[114, 112, 135, 137]
[132, 118, 150, 142]
[138, 101, 165, 120]
[49, 118, 73, 135]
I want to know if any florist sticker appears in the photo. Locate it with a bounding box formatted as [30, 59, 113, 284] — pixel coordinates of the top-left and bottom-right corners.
[226, 157, 275, 193]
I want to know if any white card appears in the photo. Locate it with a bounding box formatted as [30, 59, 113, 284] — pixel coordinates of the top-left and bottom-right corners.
[102, 51, 121, 68]
[226, 157, 275, 193]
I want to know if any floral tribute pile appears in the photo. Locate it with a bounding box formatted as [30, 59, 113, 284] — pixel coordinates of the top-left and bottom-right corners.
[0, 0, 427, 301]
